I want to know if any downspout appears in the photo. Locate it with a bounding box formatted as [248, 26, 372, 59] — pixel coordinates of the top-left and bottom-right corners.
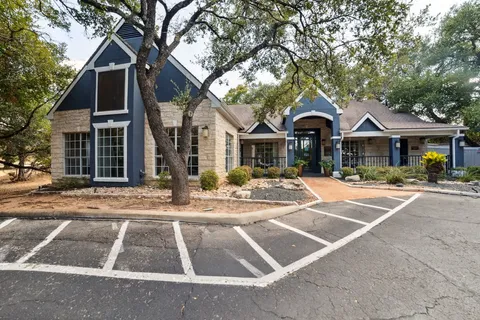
[340, 131, 344, 169]
[451, 129, 460, 168]
[285, 132, 288, 168]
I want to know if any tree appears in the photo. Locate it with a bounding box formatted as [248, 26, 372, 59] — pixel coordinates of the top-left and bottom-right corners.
[59, 0, 413, 205]
[0, 0, 75, 177]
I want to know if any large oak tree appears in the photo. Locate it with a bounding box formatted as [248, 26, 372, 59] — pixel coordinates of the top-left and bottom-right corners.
[56, 0, 413, 205]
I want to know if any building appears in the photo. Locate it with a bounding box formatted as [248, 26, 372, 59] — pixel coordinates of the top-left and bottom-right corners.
[47, 22, 467, 186]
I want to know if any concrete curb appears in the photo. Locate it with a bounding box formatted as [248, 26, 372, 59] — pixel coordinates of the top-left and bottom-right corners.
[330, 176, 480, 199]
[0, 200, 323, 225]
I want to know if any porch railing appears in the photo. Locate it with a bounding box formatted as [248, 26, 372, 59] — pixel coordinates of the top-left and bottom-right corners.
[342, 156, 390, 168]
[399, 155, 422, 167]
[241, 157, 287, 173]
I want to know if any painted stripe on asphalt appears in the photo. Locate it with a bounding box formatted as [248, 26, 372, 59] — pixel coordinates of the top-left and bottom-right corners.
[225, 249, 265, 278]
[0, 218, 16, 230]
[262, 193, 422, 285]
[16, 221, 71, 264]
[297, 177, 322, 201]
[345, 200, 391, 211]
[269, 219, 332, 246]
[173, 221, 195, 276]
[103, 221, 129, 271]
[306, 208, 369, 225]
[387, 196, 406, 202]
[234, 226, 282, 271]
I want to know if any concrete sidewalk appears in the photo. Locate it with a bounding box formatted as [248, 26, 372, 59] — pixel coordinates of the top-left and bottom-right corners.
[301, 177, 416, 202]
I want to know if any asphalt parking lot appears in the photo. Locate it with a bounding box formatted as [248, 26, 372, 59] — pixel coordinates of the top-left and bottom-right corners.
[1, 193, 479, 319]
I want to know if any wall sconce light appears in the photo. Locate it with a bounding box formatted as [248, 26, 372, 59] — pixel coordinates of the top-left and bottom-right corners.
[335, 142, 340, 150]
[288, 143, 293, 151]
[459, 140, 465, 147]
[321, 139, 326, 146]
[395, 141, 401, 149]
[202, 126, 209, 138]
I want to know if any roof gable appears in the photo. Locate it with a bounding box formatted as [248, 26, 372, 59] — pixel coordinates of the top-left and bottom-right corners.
[352, 113, 385, 132]
[94, 41, 131, 68]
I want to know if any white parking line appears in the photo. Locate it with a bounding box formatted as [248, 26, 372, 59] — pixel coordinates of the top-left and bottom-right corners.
[173, 221, 195, 277]
[0, 218, 16, 230]
[306, 208, 369, 225]
[269, 219, 332, 246]
[387, 196, 406, 202]
[225, 250, 265, 278]
[234, 226, 282, 271]
[16, 220, 71, 264]
[103, 221, 129, 271]
[345, 200, 391, 211]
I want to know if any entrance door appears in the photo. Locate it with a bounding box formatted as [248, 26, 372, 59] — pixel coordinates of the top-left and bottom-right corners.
[294, 129, 321, 173]
[400, 139, 408, 166]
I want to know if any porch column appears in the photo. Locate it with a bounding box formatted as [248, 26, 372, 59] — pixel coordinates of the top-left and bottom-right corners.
[449, 135, 465, 168]
[332, 137, 341, 177]
[389, 136, 401, 166]
[287, 138, 295, 167]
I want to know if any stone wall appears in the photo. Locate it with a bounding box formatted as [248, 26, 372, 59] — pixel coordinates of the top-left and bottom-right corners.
[50, 109, 91, 181]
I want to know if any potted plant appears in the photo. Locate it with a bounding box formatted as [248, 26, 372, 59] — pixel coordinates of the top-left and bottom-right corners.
[294, 159, 308, 177]
[421, 151, 446, 183]
[319, 160, 334, 177]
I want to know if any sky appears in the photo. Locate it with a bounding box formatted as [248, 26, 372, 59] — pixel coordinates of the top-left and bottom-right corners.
[48, 0, 468, 98]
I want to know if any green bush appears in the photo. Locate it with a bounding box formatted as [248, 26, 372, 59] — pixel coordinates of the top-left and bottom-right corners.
[466, 166, 480, 178]
[363, 167, 379, 181]
[458, 174, 476, 183]
[157, 171, 171, 189]
[341, 167, 354, 178]
[355, 166, 369, 179]
[284, 167, 298, 179]
[227, 168, 248, 186]
[53, 177, 90, 190]
[252, 167, 264, 178]
[400, 166, 427, 175]
[200, 170, 219, 190]
[238, 165, 253, 180]
[267, 166, 281, 179]
[385, 168, 406, 184]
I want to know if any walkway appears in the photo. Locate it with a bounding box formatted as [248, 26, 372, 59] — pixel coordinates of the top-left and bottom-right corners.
[300, 177, 417, 202]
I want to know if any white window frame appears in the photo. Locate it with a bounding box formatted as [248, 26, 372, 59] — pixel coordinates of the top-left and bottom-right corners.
[153, 127, 199, 178]
[93, 63, 130, 117]
[63, 132, 90, 177]
[225, 133, 234, 172]
[92, 120, 130, 182]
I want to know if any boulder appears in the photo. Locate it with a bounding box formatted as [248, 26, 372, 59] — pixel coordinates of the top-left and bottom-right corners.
[345, 175, 361, 182]
[406, 179, 419, 184]
[233, 190, 251, 199]
[396, 183, 404, 188]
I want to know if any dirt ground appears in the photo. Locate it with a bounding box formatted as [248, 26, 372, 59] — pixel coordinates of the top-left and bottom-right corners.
[0, 171, 51, 197]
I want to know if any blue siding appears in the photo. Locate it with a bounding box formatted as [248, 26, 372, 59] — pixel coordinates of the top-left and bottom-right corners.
[389, 137, 401, 166]
[355, 118, 383, 132]
[251, 123, 275, 134]
[57, 71, 93, 111]
[450, 136, 465, 167]
[94, 41, 131, 68]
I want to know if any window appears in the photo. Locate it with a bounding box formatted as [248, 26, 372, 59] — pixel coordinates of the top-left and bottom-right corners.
[155, 127, 199, 176]
[64, 133, 90, 176]
[255, 142, 278, 160]
[225, 133, 234, 172]
[96, 69, 126, 113]
[97, 127, 126, 179]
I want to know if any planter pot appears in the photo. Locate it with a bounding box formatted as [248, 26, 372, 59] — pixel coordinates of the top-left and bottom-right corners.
[427, 172, 438, 183]
[426, 163, 444, 183]
[323, 168, 332, 177]
[298, 165, 304, 177]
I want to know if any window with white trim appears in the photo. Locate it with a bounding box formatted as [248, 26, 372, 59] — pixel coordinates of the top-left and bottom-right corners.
[97, 127, 125, 178]
[225, 133, 234, 172]
[64, 133, 90, 176]
[96, 69, 127, 113]
[255, 142, 278, 160]
[155, 127, 199, 176]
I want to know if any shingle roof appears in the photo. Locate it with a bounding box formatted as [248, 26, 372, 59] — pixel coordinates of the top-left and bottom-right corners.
[227, 104, 286, 132]
[341, 100, 466, 131]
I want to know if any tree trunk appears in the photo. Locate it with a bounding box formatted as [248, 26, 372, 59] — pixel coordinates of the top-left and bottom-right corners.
[170, 160, 190, 205]
[17, 156, 26, 181]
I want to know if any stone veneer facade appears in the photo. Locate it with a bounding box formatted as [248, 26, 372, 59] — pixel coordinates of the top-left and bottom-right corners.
[50, 109, 91, 182]
[144, 99, 238, 182]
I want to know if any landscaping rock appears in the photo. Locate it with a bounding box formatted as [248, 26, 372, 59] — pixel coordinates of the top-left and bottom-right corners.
[396, 183, 404, 188]
[406, 179, 419, 184]
[276, 182, 305, 191]
[233, 190, 251, 199]
[472, 181, 480, 187]
[345, 175, 361, 182]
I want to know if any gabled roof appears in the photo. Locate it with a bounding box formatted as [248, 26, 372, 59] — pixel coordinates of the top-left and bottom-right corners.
[340, 100, 467, 131]
[227, 104, 286, 132]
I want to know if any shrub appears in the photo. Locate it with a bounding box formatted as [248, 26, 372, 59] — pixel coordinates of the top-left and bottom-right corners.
[363, 167, 379, 181]
[252, 167, 264, 179]
[284, 167, 298, 179]
[466, 166, 480, 178]
[227, 168, 248, 186]
[400, 166, 427, 176]
[385, 168, 406, 184]
[53, 177, 90, 190]
[200, 170, 219, 190]
[267, 166, 281, 179]
[341, 167, 354, 178]
[157, 171, 171, 189]
[238, 165, 253, 180]
[458, 174, 476, 183]
[355, 166, 369, 179]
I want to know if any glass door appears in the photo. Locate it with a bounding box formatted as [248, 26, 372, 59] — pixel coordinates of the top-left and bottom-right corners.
[294, 129, 321, 172]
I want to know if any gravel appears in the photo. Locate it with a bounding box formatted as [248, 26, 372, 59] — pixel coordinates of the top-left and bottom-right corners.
[250, 187, 307, 202]
[416, 181, 480, 193]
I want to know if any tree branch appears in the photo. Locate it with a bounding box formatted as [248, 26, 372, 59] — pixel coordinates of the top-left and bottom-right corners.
[0, 160, 51, 174]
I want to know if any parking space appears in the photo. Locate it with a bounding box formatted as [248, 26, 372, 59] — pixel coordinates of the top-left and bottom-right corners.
[0, 194, 419, 286]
